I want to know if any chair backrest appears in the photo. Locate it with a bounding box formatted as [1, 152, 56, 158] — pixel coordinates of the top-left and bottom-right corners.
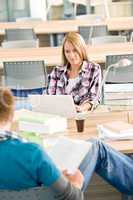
[76, 4, 87, 16]
[3, 60, 47, 96]
[2, 40, 39, 48]
[78, 26, 91, 44]
[2, 28, 39, 48]
[91, 35, 127, 45]
[76, 14, 104, 20]
[75, 0, 93, 16]
[5, 28, 37, 41]
[16, 17, 43, 22]
[63, 0, 75, 19]
[0, 187, 55, 200]
[79, 24, 108, 44]
[105, 54, 133, 83]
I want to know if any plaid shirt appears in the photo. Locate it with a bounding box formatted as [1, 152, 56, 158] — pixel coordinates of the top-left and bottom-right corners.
[47, 61, 101, 105]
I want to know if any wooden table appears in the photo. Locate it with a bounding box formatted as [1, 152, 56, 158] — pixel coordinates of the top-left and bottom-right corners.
[0, 18, 106, 46]
[0, 17, 133, 37]
[0, 21, 77, 35]
[14, 108, 133, 154]
[0, 42, 132, 66]
[107, 17, 133, 31]
[66, 109, 133, 154]
[0, 18, 106, 36]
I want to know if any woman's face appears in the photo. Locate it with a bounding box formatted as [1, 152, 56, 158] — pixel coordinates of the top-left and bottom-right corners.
[64, 41, 82, 68]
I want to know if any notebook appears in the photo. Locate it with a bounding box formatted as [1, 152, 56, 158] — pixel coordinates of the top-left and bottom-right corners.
[29, 94, 88, 119]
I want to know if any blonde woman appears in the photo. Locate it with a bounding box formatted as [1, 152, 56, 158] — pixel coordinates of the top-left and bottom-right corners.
[47, 32, 101, 112]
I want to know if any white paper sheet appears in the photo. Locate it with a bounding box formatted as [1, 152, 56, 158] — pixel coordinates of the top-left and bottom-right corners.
[47, 137, 92, 173]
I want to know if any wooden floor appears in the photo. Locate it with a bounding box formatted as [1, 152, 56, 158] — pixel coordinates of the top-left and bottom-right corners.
[85, 173, 121, 200]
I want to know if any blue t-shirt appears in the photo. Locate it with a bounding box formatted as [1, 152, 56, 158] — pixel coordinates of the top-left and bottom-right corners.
[0, 138, 61, 190]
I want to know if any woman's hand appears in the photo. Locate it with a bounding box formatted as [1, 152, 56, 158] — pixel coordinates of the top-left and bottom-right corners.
[62, 169, 84, 189]
[75, 102, 92, 112]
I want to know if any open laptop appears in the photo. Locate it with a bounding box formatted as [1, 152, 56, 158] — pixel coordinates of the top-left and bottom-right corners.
[29, 95, 88, 119]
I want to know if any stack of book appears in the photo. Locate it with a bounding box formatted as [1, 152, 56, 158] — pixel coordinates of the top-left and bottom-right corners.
[97, 120, 133, 140]
[103, 83, 133, 109]
[17, 109, 67, 134]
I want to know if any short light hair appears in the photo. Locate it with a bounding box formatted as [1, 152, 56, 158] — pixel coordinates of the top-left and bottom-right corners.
[0, 87, 14, 123]
[62, 32, 89, 66]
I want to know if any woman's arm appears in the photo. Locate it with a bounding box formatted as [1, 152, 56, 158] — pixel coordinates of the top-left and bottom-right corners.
[75, 102, 92, 112]
[78, 63, 102, 111]
[46, 67, 58, 95]
[87, 63, 101, 104]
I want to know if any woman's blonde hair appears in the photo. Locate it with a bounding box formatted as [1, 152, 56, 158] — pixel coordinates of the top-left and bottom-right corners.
[62, 32, 89, 66]
[0, 87, 14, 123]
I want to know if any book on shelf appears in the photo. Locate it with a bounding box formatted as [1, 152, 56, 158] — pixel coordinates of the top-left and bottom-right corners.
[104, 99, 133, 106]
[97, 120, 133, 140]
[16, 109, 67, 134]
[47, 137, 92, 173]
[104, 92, 133, 100]
[104, 83, 133, 93]
[105, 105, 133, 111]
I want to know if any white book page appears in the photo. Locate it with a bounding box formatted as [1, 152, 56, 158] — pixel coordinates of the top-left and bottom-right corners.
[47, 137, 92, 173]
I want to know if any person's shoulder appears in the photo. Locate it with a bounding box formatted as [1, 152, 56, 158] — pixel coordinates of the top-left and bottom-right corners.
[50, 65, 67, 78]
[10, 138, 43, 153]
[82, 60, 100, 71]
[54, 65, 66, 72]
[88, 60, 100, 68]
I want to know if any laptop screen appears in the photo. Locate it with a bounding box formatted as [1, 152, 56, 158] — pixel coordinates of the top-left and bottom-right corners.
[29, 95, 77, 118]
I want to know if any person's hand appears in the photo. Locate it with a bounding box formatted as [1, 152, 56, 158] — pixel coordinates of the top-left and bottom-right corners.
[62, 169, 84, 189]
[75, 102, 92, 112]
